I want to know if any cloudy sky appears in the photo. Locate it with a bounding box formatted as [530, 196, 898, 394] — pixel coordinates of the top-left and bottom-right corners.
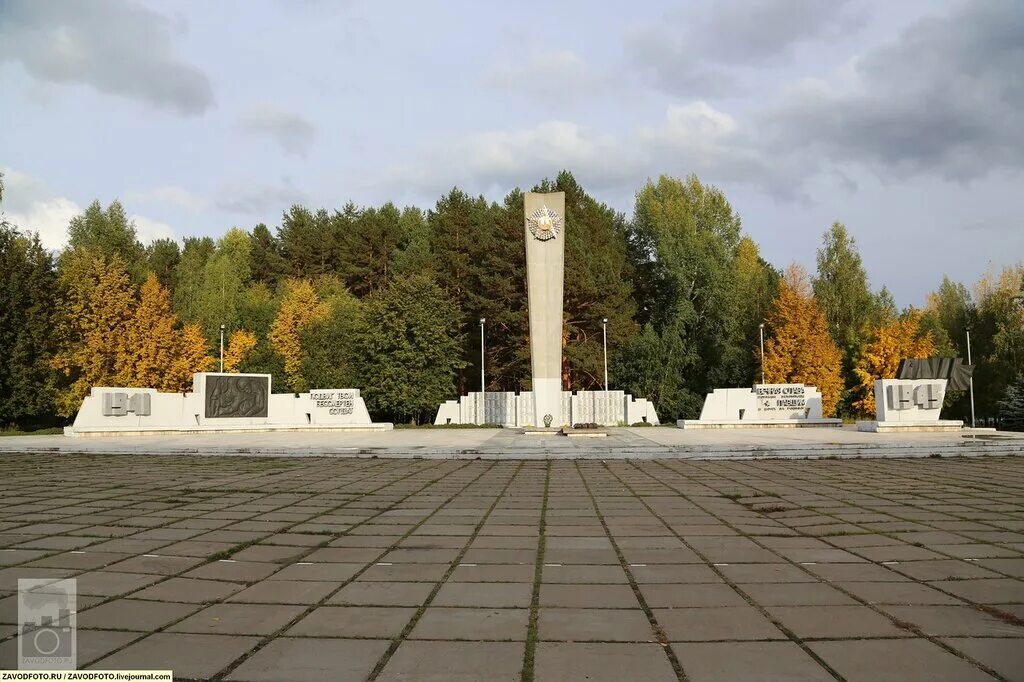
[1, 0, 1021, 305]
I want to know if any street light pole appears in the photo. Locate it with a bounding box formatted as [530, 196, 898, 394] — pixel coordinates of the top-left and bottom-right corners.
[479, 318, 486, 393]
[602, 318, 609, 391]
[966, 327, 975, 428]
[758, 323, 765, 385]
[219, 324, 225, 373]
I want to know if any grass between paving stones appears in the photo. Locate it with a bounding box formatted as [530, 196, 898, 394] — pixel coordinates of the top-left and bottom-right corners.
[650, 458, 1016, 680]
[0, 457, 444, 670]
[208, 459, 486, 681]
[364, 460, 527, 680]
[612, 460, 854, 681]
[521, 460, 551, 682]
[575, 460, 687, 682]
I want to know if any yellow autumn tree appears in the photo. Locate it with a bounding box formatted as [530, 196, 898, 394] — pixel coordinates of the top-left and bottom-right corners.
[763, 264, 844, 417]
[223, 329, 258, 372]
[116, 273, 183, 390]
[52, 254, 136, 416]
[116, 273, 214, 392]
[852, 309, 937, 416]
[166, 323, 214, 391]
[269, 278, 330, 391]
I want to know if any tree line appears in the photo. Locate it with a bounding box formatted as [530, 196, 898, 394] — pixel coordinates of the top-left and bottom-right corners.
[0, 171, 1021, 427]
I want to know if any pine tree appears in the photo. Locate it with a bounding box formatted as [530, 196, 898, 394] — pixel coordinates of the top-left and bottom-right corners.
[763, 264, 845, 417]
[269, 278, 330, 392]
[249, 223, 287, 286]
[998, 374, 1024, 431]
[146, 238, 181, 291]
[852, 309, 937, 416]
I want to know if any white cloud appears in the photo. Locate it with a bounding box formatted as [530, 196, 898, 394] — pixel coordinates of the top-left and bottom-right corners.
[485, 49, 612, 102]
[387, 102, 797, 199]
[0, 0, 214, 114]
[124, 185, 206, 212]
[128, 214, 176, 244]
[238, 103, 316, 156]
[2, 167, 176, 250]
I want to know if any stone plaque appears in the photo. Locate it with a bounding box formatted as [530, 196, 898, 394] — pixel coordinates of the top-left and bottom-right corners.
[310, 390, 356, 417]
[205, 375, 269, 418]
[755, 384, 808, 418]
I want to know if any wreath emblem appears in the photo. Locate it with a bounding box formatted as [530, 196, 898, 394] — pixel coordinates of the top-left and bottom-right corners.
[527, 205, 562, 241]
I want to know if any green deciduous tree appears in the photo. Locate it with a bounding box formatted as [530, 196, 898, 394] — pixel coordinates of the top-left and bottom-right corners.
[65, 200, 146, 281]
[0, 223, 61, 427]
[360, 274, 464, 423]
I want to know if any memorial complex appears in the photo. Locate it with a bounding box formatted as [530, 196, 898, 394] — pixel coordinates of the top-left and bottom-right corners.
[435, 192, 659, 428]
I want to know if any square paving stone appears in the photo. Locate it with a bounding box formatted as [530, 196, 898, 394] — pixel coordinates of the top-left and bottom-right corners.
[77, 598, 199, 631]
[168, 603, 306, 635]
[270, 562, 363, 582]
[183, 560, 280, 582]
[411, 607, 529, 640]
[228, 580, 338, 605]
[358, 562, 449, 582]
[767, 605, 909, 638]
[25, 551, 131, 570]
[655, 605, 784, 641]
[673, 641, 835, 681]
[835, 580, 961, 605]
[105, 554, 206, 575]
[329, 581, 434, 606]
[809, 638, 997, 682]
[639, 583, 747, 608]
[230, 544, 309, 563]
[287, 605, 414, 638]
[94, 632, 259, 679]
[227, 637, 389, 682]
[535, 642, 677, 682]
[305, 547, 389, 563]
[75, 571, 163, 596]
[929, 578, 1024, 604]
[132, 577, 246, 603]
[942, 637, 1024, 682]
[880, 604, 1024, 637]
[719, 563, 816, 583]
[434, 581, 533, 607]
[377, 640, 523, 681]
[742, 582, 858, 606]
[627, 564, 721, 584]
[540, 583, 639, 608]
[448, 564, 534, 582]
[539, 607, 655, 642]
[74, 629, 142, 667]
[895, 560, 1000, 581]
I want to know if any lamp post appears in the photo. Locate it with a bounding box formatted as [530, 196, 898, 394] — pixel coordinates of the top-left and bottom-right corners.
[602, 317, 609, 391]
[758, 323, 765, 385]
[479, 318, 486, 393]
[219, 324, 225, 373]
[966, 326, 975, 428]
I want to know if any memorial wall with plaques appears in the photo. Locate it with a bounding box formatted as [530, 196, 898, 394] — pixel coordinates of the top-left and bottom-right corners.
[66, 372, 386, 436]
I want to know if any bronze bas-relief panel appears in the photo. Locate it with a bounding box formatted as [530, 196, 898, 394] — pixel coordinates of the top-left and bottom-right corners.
[205, 375, 269, 418]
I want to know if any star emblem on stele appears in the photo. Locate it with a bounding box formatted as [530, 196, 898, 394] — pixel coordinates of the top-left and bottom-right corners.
[528, 205, 562, 241]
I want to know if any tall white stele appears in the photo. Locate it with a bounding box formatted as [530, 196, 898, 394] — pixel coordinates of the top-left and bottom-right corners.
[524, 191, 566, 427]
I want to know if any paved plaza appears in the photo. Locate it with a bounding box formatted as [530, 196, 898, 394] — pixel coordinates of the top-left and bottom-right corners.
[1, 452, 1022, 680]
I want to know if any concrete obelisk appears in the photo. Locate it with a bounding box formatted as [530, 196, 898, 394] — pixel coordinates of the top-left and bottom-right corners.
[524, 191, 566, 427]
